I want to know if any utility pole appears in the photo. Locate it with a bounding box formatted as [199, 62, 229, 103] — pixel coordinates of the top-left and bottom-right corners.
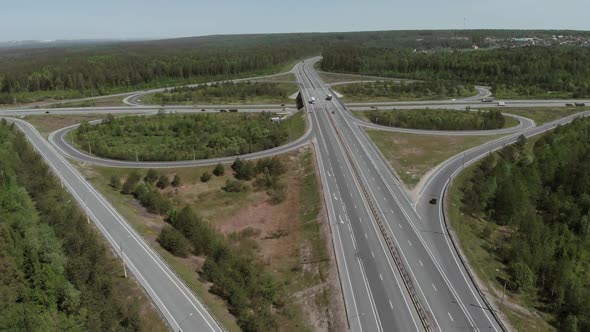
[193, 146, 196, 161]
[120, 235, 132, 279]
[500, 280, 507, 312]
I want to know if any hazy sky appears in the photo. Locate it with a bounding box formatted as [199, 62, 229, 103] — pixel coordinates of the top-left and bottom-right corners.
[1, 0, 589, 41]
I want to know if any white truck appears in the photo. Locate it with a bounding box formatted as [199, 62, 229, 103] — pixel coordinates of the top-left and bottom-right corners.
[309, 97, 316, 104]
[497, 101, 506, 106]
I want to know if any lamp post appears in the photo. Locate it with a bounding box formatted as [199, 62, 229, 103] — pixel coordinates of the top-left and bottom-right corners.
[119, 235, 132, 278]
[178, 312, 194, 332]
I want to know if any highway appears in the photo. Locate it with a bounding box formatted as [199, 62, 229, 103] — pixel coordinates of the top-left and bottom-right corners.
[3, 56, 590, 332]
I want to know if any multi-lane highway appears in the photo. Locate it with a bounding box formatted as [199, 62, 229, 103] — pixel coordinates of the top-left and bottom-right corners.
[3, 56, 590, 332]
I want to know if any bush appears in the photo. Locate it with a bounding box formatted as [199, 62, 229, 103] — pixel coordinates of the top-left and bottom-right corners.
[156, 174, 170, 189]
[509, 261, 535, 293]
[136, 188, 172, 215]
[200, 171, 212, 183]
[268, 181, 288, 204]
[109, 175, 120, 189]
[167, 206, 221, 255]
[171, 174, 181, 187]
[223, 179, 249, 193]
[232, 158, 256, 180]
[158, 225, 192, 257]
[213, 163, 225, 176]
[256, 157, 286, 176]
[145, 169, 159, 183]
[121, 171, 141, 194]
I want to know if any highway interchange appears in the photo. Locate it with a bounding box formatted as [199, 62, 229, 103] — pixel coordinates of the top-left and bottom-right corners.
[2, 58, 589, 331]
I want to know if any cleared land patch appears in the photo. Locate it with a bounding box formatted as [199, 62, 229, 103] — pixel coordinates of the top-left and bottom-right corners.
[365, 129, 502, 189]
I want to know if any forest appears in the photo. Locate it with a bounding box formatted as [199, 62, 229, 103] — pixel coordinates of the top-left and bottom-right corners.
[364, 109, 506, 130]
[149, 81, 296, 105]
[0, 42, 315, 104]
[337, 80, 476, 101]
[75, 111, 305, 161]
[459, 118, 590, 331]
[0, 120, 150, 331]
[321, 46, 590, 98]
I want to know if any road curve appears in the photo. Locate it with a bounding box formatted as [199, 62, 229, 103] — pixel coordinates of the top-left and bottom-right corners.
[48, 112, 313, 168]
[1, 117, 224, 332]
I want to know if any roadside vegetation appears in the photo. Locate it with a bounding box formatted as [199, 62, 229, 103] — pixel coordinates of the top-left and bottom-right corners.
[74, 111, 305, 161]
[365, 129, 501, 189]
[0, 120, 167, 331]
[336, 80, 476, 102]
[78, 148, 344, 332]
[499, 107, 589, 124]
[48, 95, 128, 108]
[361, 108, 508, 130]
[321, 46, 590, 99]
[452, 118, 590, 331]
[143, 81, 297, 105]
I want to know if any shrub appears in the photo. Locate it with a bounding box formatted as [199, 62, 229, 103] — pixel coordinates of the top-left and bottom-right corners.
[121, 171, 141, 194]
[232, 158, 256, 180]
[158, 226, 191, 257]
[256, 157, 286, 176]
[109, 175, 120, 189]
[171, 174, 181, 187]
[222, 179, 249, 193]
[200, 171, 212, 183]
[145, 169, 159, 183]
[156, 174, 170, 189]
[213, 163, 225, 176]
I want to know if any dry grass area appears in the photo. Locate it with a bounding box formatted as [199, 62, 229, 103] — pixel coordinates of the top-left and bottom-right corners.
[365, 129, 502, 189]
[76, 146, 345, 332]
[23, 114, 104, 135]
[251, 72, 297, 82]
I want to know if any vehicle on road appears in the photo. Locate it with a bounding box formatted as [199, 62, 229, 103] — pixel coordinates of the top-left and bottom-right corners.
[309, 97, 316, 104]
[219, 109, 227, 112]
[497, 101, 506, 106]
[429, 198, 437, 205]
[575, 102, 586, 107]
[482, 97, 494, 102]
[566, 103, 574, 107]
[229, 109, 238, 112]
[326, 94, 333, 101]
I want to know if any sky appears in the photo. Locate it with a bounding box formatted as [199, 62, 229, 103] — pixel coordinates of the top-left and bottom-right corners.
[1, 0, 589, 42]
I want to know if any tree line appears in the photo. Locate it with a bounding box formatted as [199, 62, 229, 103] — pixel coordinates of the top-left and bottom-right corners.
[153, 81, 293, 105]
[460, 118, 590, 331]
[365, 109, 506, 130]
[321, 46, 590, 98]
[339, 80, 475, 101]
[0, 43, 315, 104]
[0, 120, 149, 331]
[75, 112, 303, 161]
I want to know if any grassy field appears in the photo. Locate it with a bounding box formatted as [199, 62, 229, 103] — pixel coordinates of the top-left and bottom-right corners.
[141, 82, 298, 106]
[447, 136, 555, 332]
[365, 129, 502, 189]
[501, 107, 589, 124]
[75, 146, 343, 332]
[252, 72, 297, 82]
[22, 114, 111, 137]
[48, 95, 128, 108]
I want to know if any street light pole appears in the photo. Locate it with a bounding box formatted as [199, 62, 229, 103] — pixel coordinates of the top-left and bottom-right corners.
[119, 235, 132, 279]
[178, 312, 194, 332]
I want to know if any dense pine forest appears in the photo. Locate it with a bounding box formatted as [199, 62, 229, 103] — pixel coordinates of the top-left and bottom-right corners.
[321, 46, 590, 98]
[364, 109, 506, 130]
[0, 120, 156, 331]
[75, 112, 305, 161]
[460, 118, 590, 331]
[149, 81, 296, 105]
[0, 43, 315, 104]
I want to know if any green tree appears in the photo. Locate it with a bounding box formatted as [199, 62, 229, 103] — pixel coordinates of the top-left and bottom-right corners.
[213, 163, 225, 176]
[171, 174, 181, 187]
[200, 171, 212, 183]
[156, 175, 170, 189]
[158, 226, 191, 257]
